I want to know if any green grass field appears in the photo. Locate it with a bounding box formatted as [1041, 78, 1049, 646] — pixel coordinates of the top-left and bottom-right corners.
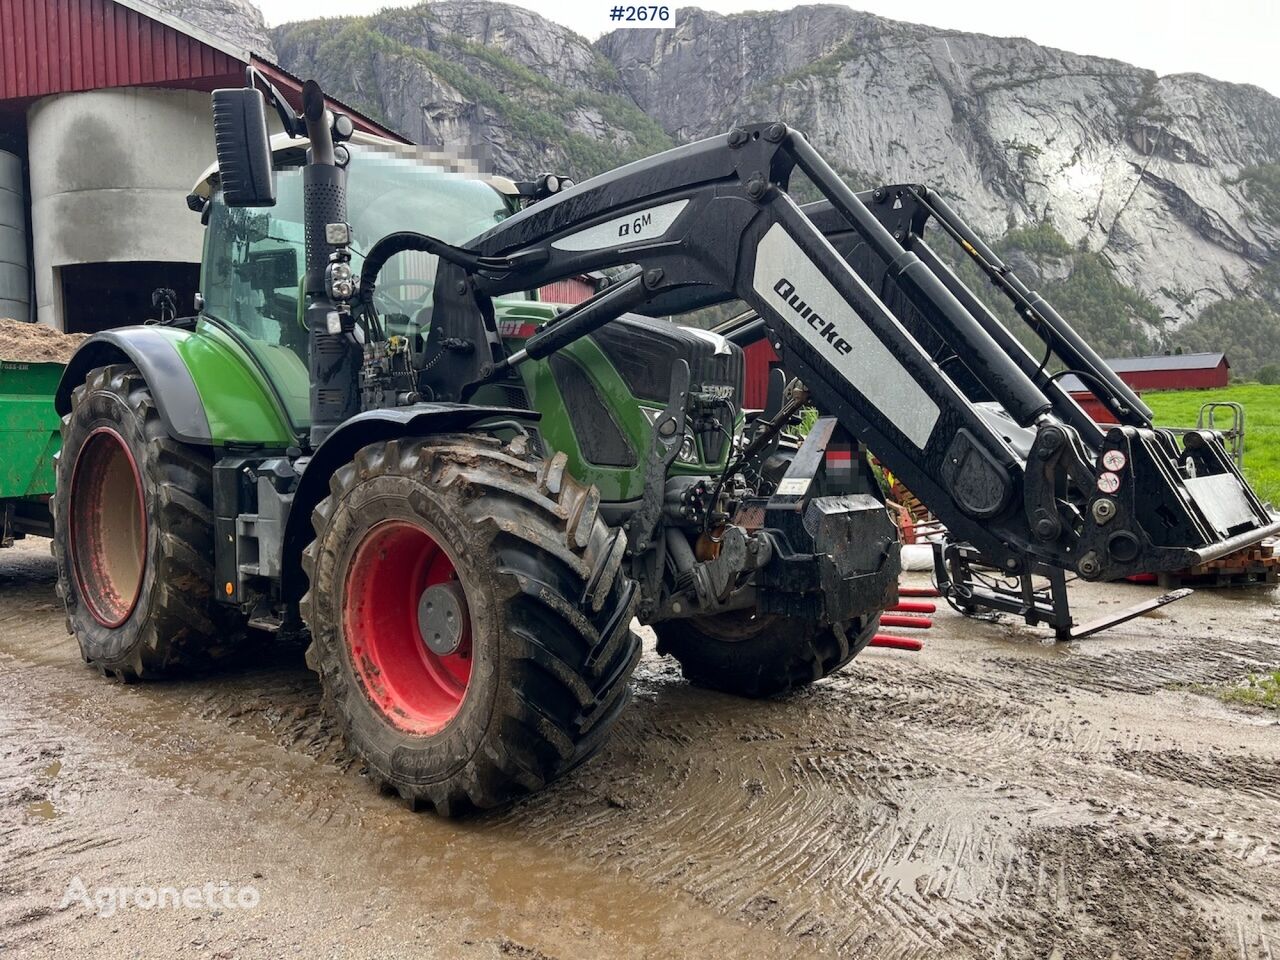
[1144, 384, 1280, 506]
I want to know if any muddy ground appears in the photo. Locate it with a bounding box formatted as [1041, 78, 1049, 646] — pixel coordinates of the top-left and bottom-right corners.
[1, 536, 1277, 959]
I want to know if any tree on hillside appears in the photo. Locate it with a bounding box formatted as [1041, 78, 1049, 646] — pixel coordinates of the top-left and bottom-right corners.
[1172, 297, 1280, 379]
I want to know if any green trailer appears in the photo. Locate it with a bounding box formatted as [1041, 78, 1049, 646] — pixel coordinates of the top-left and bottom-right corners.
[0, 358, 61, 544]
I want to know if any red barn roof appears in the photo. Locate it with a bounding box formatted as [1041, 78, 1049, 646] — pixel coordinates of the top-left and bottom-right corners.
[1106, 352, 1227, 374]
[0, 0, 405, 140]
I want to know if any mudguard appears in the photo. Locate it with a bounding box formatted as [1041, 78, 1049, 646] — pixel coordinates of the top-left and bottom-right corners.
[55, 325, 297, 447]
[279, 403, 540, 602]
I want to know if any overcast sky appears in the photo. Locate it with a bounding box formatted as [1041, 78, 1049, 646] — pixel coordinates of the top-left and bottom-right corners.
[255, 0, 1280, 97]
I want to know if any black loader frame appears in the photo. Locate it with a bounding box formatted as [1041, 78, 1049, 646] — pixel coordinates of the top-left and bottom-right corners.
[359, 122, 1277, 637]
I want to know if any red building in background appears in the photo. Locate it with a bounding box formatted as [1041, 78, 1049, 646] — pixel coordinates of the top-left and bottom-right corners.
[740, 340, 1229, 424]
[1058, 353, 1230, 393]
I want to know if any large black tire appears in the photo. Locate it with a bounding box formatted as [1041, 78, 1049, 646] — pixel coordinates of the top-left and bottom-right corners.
[300, 435, 640, 816]
[53, 364, 243, 679]
[654, 611, 880, 698]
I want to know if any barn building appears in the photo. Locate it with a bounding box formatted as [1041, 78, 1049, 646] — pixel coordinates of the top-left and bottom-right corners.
[1056, 353, 1230, 394]
[1097, 353, 1230, 391]
[0, 0, 402, 332]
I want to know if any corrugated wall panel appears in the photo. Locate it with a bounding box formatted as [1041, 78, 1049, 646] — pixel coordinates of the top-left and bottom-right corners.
[67, 0, 82, 89]
[539, 278, 596, 305]
[0, 0, 241, 100]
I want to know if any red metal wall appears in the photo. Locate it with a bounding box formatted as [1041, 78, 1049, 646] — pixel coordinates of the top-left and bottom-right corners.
[1114, 363, 1228, 391]
[742, 338, 779, 409]
[538, 277, 596, 305]
[1070, 392, 1121, 425]
[0, 0, 241, 101]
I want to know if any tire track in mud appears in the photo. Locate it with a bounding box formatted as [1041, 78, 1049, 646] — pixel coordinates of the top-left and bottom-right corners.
[0, 654, 820, 960]
[1114, 748, 1280, 804]
[493, 659, 1073, 959]
[492, 634, 1280, 960]
[0, 701, 134, 945]
[988, 633, 1280, 696]
[998, 821, 1278, 960]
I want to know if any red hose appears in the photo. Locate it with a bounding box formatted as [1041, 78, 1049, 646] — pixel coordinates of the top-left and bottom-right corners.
[889, 600, 936, 614]
[898, 586, 941, 598]
[880, 614, 932, 630]
[870, 633, 924, 651]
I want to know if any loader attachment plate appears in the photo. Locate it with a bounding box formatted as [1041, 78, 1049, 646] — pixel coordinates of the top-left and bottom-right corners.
[1184, 474, 1262, 538]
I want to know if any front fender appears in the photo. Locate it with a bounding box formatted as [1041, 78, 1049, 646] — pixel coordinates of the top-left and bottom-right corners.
[280, 403, 540, 602]
[56, 324, 297, 447]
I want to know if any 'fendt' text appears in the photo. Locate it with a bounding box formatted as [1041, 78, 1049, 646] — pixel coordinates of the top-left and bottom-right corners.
[773, 278, 853, 355]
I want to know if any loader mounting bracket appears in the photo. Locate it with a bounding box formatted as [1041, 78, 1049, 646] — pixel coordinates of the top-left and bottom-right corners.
[933, 542, 1193, 641]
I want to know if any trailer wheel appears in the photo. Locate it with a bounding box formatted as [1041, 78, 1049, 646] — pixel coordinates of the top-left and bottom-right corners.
[53, 364, 242, 678]
[654, 611, 880, 698]
[300, 436, 639, 816]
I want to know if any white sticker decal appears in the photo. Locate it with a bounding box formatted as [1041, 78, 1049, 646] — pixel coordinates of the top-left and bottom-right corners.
[751, 224, 941, 450]
[775, 477, 812, 496]
[1102, 449, 1127, 472]
[1097, 471, 1121, 494]
[551, 199, 690, 252]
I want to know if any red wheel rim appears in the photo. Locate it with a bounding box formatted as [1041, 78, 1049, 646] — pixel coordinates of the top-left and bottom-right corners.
[343, 520, 473, 735]
[68, 427, 147, 628]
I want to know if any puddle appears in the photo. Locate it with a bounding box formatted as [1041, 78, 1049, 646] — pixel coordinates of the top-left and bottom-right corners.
[26, 797, 59, 819]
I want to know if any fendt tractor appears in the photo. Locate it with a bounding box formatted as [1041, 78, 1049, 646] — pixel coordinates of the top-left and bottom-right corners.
[52, 76, 1279, 814]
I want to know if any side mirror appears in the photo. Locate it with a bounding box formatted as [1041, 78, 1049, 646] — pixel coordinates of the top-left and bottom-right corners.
[211, 88, 276, 207]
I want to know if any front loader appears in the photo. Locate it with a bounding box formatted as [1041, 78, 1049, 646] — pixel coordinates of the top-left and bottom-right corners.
[52, 77, 1278, 815]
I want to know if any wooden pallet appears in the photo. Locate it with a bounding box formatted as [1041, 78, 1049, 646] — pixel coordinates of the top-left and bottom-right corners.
[1155, 537, 1279, 589]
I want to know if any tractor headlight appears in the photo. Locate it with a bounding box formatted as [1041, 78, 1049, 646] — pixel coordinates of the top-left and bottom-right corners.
[643, 407, 700, 464]
[326, 261, 354, 301]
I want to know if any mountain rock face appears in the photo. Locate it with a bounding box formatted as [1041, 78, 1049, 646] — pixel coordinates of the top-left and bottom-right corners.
[600, 7, 1280, 329]
[271, 0, 670, 178]
[151, 0, 276, 58]
[263, 0, 1280, 370]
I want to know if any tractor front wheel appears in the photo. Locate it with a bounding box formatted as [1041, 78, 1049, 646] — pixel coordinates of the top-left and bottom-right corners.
[654, 610, 880, 698]
[301, 435, 639, 815]
[54, 364, 241, 678]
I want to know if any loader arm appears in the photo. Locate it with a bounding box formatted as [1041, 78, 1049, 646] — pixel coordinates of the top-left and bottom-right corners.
[376, 122, 1277, 584]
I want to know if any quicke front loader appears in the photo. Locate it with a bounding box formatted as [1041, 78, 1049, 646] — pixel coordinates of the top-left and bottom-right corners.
[51, 77, 1279, 813]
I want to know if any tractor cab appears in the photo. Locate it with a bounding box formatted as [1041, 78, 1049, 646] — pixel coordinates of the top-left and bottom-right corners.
[190, 135, 527, 429]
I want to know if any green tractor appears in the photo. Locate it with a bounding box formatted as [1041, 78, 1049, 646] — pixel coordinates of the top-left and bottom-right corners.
[56, 77, 1276, 815]
[53, 79, 896, 814]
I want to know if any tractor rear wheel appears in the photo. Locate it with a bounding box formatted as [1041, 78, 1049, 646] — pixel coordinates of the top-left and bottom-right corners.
[300, 435, 639, 816]
[53, 364, 242, 678]
[654, 611, 880, 698]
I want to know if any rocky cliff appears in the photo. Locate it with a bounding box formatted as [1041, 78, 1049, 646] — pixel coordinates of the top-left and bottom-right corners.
[271, 0, 670, 178]
[262, 1, 1280, 372]
[599, 7, 1280, 350]
[151, 0, 276, 58]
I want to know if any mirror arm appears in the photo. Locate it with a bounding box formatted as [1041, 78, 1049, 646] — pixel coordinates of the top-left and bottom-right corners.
[244, 65, 305, 139]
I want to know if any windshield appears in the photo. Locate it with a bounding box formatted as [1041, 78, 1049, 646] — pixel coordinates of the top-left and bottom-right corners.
[199, 142, 518, 426]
